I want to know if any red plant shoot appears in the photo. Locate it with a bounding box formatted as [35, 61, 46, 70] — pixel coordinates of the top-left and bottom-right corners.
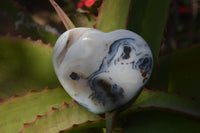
[77, 0, 97, 8]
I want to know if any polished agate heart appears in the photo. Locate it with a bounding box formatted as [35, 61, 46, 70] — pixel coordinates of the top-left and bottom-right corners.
[52, 28, 153, 114]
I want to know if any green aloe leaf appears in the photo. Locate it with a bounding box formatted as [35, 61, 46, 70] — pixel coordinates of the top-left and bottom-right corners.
[20, 102, 101, 133]
[122, 110, 200, 133]
[63, 89, 200, 132]
[128, 0, 171, 64]
[2, 87, 198, 133]
[59, 119, 104, 133]
[0, 87, 72, 133]
[19, 88, 199, 133]
[95, 0, 131, 32]
[155, 44, 200, 101]
[120, 89, 200, 132]
[0, 36, 59, 99]
[128, 89, 200, 118]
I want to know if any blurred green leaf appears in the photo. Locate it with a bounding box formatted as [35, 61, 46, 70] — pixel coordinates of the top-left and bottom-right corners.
[95, 0, 131, 32]
[128, 0, 171, 65]
[128, 89, 200, 118]
[155, 44, 200, 101]
[122, 110, 200, 133]
[72, 13, 96, 28]
[0, 87, 72, 133]
[0, 0, 58, 44]
[0, 36, 59, 99]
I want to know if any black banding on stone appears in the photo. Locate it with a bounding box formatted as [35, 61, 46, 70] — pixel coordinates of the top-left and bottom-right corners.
[135, 57, 152, 72]
[87, 38, 135, 105]
[121, 46, 131, 59]
[70, 72, 81, 80]
[88, 78, 124, 105]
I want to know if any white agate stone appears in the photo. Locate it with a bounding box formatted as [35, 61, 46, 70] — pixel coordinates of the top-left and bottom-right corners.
[52, 28, 153, 114]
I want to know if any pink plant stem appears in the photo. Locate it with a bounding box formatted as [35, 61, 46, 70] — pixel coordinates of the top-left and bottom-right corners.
[106, 111, 117, 133]
[49, 0, 75, 30]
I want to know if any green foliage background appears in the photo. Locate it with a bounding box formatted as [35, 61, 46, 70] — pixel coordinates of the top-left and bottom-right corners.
[0, 0, 200, 132]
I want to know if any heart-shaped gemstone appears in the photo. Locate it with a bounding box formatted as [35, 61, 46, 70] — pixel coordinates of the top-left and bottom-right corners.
[52, 28, 153, 114]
